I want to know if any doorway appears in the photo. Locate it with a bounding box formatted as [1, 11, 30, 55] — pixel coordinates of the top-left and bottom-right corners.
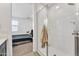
[12, 3, 34, 56]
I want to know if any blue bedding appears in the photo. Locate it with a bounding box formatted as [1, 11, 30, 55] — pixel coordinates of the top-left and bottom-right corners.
[12, 34, 32, 42]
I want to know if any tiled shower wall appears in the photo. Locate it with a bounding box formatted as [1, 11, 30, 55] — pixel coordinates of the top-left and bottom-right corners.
[48, 3, 76, 56]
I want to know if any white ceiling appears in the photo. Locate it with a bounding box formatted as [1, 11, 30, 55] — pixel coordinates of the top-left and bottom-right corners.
[12, 3, 32, 19]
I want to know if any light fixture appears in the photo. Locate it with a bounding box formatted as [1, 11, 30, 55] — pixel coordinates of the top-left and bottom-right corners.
[55, 5, 60, 9]
[75, 12, 79, 16]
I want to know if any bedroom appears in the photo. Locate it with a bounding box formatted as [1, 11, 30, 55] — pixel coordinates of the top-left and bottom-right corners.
[12, 3, 33, 56]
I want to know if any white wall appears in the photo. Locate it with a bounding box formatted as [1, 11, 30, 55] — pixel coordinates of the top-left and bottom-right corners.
[12, 3, 33, 35]
[12, 3, 32, 18]
[12, 17, 33, 35]
[0, 3, 12, 56]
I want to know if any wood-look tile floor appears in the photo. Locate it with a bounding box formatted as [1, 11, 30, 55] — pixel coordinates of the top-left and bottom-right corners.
[12, 41, 34, 56]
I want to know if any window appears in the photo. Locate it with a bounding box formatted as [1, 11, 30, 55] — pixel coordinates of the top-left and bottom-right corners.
[12, 20, 19, 32]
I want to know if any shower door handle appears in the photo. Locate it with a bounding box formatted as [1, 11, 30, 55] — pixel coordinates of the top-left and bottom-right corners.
[72, 32, 79, 35]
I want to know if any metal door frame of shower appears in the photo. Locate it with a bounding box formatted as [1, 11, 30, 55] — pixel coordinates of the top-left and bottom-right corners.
[74, 3, 79, 56]
[35, 3, 60, 56]
[34, 4, 49, 56]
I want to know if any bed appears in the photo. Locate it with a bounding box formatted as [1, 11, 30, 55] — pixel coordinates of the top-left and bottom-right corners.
[12, 34, 32, 42]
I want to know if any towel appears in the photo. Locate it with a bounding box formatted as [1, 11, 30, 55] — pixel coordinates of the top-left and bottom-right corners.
[40, 25, 48, 48]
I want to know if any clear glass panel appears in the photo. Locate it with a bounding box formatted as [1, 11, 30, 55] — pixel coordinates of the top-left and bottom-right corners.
[37, 4, 48, 56]
[48, 3, 76, 56]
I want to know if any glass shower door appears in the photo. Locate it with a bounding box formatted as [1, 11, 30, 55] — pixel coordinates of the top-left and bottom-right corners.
[48, 3, 76, 56]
